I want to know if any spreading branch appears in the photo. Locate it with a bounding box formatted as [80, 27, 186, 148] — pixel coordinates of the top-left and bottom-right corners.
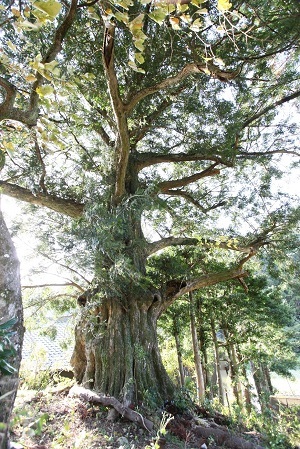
[0, 181, 84, 218]
[124, 63, 240, 114]
[134, 152, 231, 171]
[169, 252, 256, 302]
[147, 235, 267, 257]
[157, 164, 220, 193]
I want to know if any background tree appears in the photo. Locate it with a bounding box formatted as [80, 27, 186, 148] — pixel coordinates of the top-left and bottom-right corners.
[0, 0, 300, 407]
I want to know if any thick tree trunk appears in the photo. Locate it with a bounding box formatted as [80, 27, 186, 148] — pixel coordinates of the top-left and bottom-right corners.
[0, 197, 24, 449]
[71, 293, 174, 406]
[189, 293, 205, 403]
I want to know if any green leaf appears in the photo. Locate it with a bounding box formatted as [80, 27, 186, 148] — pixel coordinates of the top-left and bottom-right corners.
[36, 85, 54, 97]
[114, 11, 129, 24]
[149, 8, 167, 25]
[0, 359, 16, 375]
[0, 318, 17, 330]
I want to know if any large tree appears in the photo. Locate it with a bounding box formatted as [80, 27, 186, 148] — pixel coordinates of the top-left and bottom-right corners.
[0, 0, 300, 406]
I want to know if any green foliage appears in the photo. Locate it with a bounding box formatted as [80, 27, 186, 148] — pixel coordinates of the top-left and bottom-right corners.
[0, 317, 17, 375]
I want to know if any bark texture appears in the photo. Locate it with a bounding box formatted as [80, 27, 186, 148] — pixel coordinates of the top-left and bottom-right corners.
[71, 292, 174, 406]
[0, 197, 24, 449]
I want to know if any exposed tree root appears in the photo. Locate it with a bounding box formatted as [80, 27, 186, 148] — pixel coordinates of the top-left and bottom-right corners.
[193, 425, 265, 449]
[69, 385, 153, 432]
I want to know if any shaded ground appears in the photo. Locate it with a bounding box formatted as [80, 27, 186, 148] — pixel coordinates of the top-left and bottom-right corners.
[10, 386, 269, 449]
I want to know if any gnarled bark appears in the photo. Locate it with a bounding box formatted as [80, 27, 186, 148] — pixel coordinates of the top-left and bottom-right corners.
[71, 292, 174, 407]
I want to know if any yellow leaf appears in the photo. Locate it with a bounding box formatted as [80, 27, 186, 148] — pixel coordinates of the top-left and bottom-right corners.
[7, 41, 17, 52]
[11, 7, 21, 16]
[180, 13, 191, 24]
[191, 0, 206, 5]
[190, 18, 202, 31]
[3, 141, 14, 151]
[36, 85, 54, 97]
[134, 39, 145, 52]
[32, 0, 62, 20]
[116, 0, 133, 9]
[176, 3, 188, 12]
[217, 0, 232, 12]
[128, 60, 145, 74]
[197, 7, 207, 14]
[129, 13, 144, 31]
[25, 74, 37, 82]
[135, 52, 144, 64]
[169, 17, 180, 30]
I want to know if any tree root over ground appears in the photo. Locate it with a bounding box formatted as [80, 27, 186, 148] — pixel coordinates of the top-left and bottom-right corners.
[166, 408, 266, 449]
[69, 384, 154, 432]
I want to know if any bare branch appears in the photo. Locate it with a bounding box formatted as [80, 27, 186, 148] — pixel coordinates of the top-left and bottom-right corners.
[162, 189, 226, 212]
[238, 149, 300, 158]
[0, 181, 84, 218]
[22, 282, 82, 290]
[242, 89, 300, 129]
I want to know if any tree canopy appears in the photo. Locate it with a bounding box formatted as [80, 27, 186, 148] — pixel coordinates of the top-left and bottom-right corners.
[1, 0, 300, 404]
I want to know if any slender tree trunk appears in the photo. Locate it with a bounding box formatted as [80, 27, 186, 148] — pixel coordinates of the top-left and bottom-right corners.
[172, 316, 185, 387]
[223, 329, 243, 407]
[0, 197, 24, 449]
[262, 363, 274, 394]
[189, 292, 205, 403]
[211, 317, 225, 405]
[251, 362, 272, 412]
[196, 298, 209, 389]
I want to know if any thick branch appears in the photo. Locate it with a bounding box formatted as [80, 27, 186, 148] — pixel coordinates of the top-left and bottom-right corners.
[69, 385, 153, 431]
[0, 181, 84, 218]
[102, 23, 130, 202]
[158, 164, 220, 192]
[134, 152, 230, 171]
[171, 253, 255, 301]
[147, 236, 264, 257]
[124, 63, 240, 114]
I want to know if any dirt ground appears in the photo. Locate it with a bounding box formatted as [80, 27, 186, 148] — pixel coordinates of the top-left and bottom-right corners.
[10, 386, 268, 449]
